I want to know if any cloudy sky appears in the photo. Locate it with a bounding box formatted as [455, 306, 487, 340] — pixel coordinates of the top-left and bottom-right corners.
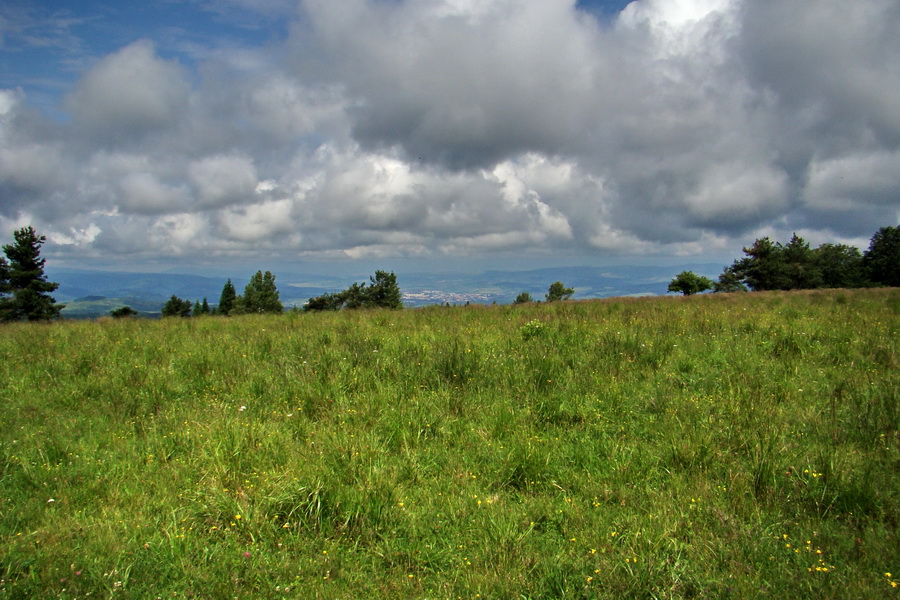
[1, 0, 898, 273]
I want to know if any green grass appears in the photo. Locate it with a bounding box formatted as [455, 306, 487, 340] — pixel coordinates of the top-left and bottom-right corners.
[1, 289, 898, 599]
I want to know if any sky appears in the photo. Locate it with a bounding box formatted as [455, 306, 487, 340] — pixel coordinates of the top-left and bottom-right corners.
[1, 0, 898, 274]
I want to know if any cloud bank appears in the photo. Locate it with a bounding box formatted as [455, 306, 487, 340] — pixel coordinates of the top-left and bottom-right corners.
[1, 0, 898, 266]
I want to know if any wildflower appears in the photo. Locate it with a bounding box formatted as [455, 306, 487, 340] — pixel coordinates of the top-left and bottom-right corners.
[244, 552, 251, 558]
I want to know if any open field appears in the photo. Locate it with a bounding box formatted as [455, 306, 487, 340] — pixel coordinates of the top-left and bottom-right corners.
[1, 289, 898, 599]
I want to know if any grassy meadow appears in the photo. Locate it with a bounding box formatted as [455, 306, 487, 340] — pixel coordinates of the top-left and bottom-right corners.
[1, 289, 898, 599]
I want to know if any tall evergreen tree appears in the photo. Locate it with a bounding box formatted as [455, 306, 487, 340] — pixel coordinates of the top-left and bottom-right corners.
[713, 266, 748, 292]
[365, 270, 403, 309]
[242, 270, 283, 314]
[863, 225, 900, 287]
[730, 237, 789, 291]
[781, 234, 822, 290]
[814, 243, 865, 288]
[0, 226, 64, 321]
[0, 256, 10, 298]
[162, 295, 192, 317]
[218, 279, 237, 315]
[201, 297, 210, 315]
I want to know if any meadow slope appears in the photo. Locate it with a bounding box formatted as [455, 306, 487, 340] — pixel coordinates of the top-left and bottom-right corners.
[1, 289, 898, 599]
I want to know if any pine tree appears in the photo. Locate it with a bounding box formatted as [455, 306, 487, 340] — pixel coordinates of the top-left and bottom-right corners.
[242, 270, 283, 314]
[162, 295, 192, 317]
[110, 306, 138, 318]
[1, 226, 64, 321]
[304, 270, 402, 311]
[218, 279, 237, 315]
[365, 270, 403, 309]
[545, 281, 574, 302]
[863, 225, 900, 287]
[201, 297, 210, 315]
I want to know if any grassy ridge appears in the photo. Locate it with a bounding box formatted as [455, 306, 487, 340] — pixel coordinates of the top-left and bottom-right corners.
[1, 289, 898, 598]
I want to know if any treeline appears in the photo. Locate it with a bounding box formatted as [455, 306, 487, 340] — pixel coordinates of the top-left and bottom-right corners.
[512, 281, 575, 304]
[159, 270, 283, 317]
[719, 225, 898, 292]
[302, 270, 402, 311]
[669, 225, 899, 295]
[2, 223, 897, 321]
[156, 269, 404, 317]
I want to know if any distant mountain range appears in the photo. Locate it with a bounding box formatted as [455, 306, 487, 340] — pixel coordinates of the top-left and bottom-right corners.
[46, 264, 724, 319]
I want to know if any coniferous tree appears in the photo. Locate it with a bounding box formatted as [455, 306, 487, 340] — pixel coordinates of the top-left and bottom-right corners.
[0, 226, 64, 321]
[713, 267, 748, 293]
[192, 300, 202, 317]
[0, 256, 12, 321]
[110, 306, 138, 318]
[304, 270, 403, 311]
[217, 279, 237, 315]
[730, 237, 789, 291]
[365, 270, 402, 309]
[781, 234, 822, 290]
[201, 297, 210, 315]
[545, 281, 574, 302]
[241, 270, 283, 313]
[814, 243, 866, 289]
[514, 292, 534, 304]
[863, 225, 900, 287]
[722, 232, 877, 291]
[162, 295, 192, 317]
